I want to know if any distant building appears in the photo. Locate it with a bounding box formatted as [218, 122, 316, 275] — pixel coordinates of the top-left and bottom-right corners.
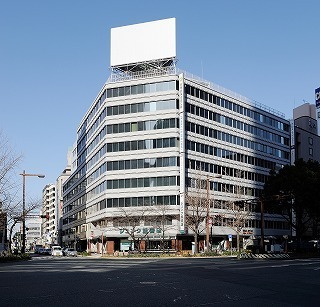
[25, 216, 41, 251]
[41, 184, 56, 246]
[62, 18, 291, 253]
[291, 102, 320, 164]
[56, 156, 71, 246]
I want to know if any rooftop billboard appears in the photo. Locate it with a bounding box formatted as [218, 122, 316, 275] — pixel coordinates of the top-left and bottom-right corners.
[110, 18, 176, 67]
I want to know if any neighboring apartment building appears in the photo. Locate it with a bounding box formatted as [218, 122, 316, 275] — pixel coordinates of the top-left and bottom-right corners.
[291, 102, 320, 164]
[56, 160, 71, 246]
[62, 18, 291, 253]
[41, 184, 56, 246]
[25, 217, 41, 251]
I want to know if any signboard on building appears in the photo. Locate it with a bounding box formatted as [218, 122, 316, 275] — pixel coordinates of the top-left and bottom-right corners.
[315, 87, 320, 108]
[110, 18, 176, 66]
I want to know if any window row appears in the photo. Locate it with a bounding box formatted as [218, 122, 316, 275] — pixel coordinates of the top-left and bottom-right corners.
[186, 158, 268, 184]
[186, 141, 277, 170]
[106, 80, 176, 98]
[107, 118, 178, 134]
[107, 137, 179, 153]
[78, 108, 106, 153]
[78, 90, 106, 138]
[186, 103, 289, 146]
[185, 84, 289, 132]
[107, 176, 179, 190]
[85, 195, 179, 217]
[107, 99, 178, 116]
[186, 120, 289, 159]
[187, 177, 260, 197]
[78, 126, 106, 166]
[107, 156, 179, 171]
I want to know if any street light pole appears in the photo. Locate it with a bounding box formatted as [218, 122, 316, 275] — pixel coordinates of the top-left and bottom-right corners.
[20, 170, 45, 254]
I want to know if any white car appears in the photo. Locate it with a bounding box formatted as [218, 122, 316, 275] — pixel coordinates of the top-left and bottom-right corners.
[51, 246, 63, 257]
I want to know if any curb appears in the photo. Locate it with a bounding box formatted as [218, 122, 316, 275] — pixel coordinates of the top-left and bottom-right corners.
[239, 253, 290, 259]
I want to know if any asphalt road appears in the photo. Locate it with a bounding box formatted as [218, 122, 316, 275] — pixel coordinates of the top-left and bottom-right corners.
[0, 256, 319, 306]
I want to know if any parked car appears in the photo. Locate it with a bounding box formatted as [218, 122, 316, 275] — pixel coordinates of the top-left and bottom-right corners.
[51, 246, 63, 257]
[63, 248, 77, 257]
[44, 248, 52, 255]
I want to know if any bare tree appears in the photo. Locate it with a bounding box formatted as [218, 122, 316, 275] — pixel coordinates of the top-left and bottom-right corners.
[149, 204, 178, 253]
[0, 131, 22, 251]
[111, 207, 151, 252]
[185, 174, 207, 254]
[220, 172, 253, 252]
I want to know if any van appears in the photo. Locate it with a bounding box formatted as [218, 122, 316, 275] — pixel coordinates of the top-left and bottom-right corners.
[51, 246, 63, 257]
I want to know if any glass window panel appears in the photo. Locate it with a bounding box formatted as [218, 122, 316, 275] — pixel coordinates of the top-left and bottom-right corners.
[113, 180, 118, 189]
[143, 102, 150, 112]
[137, 178, 144, 187]
[119, 105, 125, 114]
[125, 104, 130, 114]
[107, 180, 112, 189]
[138, 121, 144, 131]
[138, 140, 144, 150]
[163, 177, 170, 186]
[137, 84, 143, 94]
[125, 86, 131, 95]
[118, 142, 124, 151]
[119, 87, 125, 96]
[157, 177, 163, 186]
[131, 178, 137, 188]
[125, 123, 130, 132]
[144, 158, 150, 168]
[144, 178, 150, 187]
[131, 85, 138, 95]
[163, 138, 169, 148]
[163, 119, 169, 129]
[137, 103, 144, 112]
[113, 124, 118, 133]
[131, 159, 137, 169]
[119, 160, 124, 170]
[157, 196, 164, 205]
[137, 159, 144, 168]
[131, 122, 138, 132]
[119, 198, 124, 207]
[131, 104, 137, 113]
[119, 179, 124, 189]
[113, 142, 118, 152]
[144, 83, 150, 93]
[107, 88, 112, 98]
[150, 101, 156, 112]
[113, 198, 118, 207]
[118, 123, 124, 133]
[107, 107, 112, 116]
[132, 197, 137, 207]
[156, 139, 163, 148]
[125, 160, 131, 169]
[156, 157, 162, 167]
[138, 197, 144, 206]
[112, 161, 119, 170]
[112, 88, 118, 97]
[124, 141, 130, 151]
[150, 177, 156, 187]
[125, 179, 130, 188]
[125, 198, 131, 207]
[131, 141, 137, 150]
[163, 157, 169, 167]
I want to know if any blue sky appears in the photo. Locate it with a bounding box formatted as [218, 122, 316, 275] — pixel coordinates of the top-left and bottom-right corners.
[1, 0, 319, 200]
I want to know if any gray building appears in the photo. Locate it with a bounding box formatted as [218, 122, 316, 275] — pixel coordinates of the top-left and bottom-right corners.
[61, 18, 291, 253]
[291, 103, 320, 163]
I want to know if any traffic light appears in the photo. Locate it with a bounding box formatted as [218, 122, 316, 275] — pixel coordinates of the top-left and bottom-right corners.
[40, 214, 49, 220]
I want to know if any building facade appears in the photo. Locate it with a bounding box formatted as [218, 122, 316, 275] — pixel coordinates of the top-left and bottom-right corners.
[41, 184, 56, 246]
[25, 216, 42, 251]
[61, 19, 291, 253]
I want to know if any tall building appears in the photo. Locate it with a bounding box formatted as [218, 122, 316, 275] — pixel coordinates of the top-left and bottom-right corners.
[56, 156, 72, 246]
[291, 102, 320, 163]
[62, 18, 291, 253]
[41, 184, 56, 246]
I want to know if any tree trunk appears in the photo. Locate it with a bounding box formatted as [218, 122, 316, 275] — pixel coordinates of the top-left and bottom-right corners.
[236, 232, 240, 252]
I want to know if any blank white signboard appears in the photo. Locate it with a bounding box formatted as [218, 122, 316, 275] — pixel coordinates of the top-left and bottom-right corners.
[110, 18, 176, 66]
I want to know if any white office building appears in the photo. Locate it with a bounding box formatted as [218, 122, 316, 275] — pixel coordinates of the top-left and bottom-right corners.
[62, 18, 291, 253]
